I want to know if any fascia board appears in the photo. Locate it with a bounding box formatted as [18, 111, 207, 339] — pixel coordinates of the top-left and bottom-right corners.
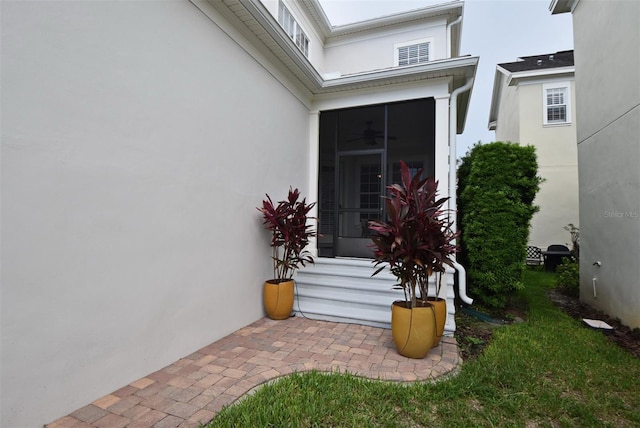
[488, 67, 507, 129]
[506, 66, 575, 86]
[320, 56, 478, 94]
[238, 0, 325, 87]
[301, 0, 333, 39]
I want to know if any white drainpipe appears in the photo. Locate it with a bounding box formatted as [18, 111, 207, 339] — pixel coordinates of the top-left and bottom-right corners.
[449, 77, 474, 305]
[447, 15, 462, 58]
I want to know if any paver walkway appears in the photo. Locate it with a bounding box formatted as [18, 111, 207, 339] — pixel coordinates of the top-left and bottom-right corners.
[48, 316, 461, 428]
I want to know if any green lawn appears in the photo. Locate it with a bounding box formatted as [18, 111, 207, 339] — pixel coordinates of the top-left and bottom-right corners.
[206, 270, 640, 427]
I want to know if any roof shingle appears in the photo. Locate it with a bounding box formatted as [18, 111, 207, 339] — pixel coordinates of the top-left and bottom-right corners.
[499, 50, 574, 73]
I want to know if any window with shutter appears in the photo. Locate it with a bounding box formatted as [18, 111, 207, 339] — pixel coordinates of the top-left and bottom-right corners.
[543, 83, 571, 125]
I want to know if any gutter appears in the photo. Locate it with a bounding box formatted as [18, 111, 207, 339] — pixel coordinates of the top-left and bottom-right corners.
[449, 77, 475, 305]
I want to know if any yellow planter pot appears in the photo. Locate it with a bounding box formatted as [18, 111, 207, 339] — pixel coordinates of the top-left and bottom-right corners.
[263, 280, 294, 320]
[428, 297, 447, 348]
[391, 301, 436, 359]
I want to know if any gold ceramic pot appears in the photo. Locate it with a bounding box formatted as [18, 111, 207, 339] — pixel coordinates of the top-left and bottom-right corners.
[263, 279, 294, 320]
[391, 300, 436, 359]
[427, 297, 447, 347]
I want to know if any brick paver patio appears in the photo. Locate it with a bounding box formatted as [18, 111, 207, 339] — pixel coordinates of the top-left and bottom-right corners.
[47, 316, 461, 428]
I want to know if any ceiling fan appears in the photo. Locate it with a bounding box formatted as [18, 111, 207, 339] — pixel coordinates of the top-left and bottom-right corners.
[346, 121, 396, 145]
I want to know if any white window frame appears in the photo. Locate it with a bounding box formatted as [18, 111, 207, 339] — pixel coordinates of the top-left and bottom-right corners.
[543, 82, 571, 125]
[394, 38, 433, 67]
[278, 1, 309, 57]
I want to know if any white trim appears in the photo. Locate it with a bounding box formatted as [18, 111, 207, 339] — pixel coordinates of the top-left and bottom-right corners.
[542, 81, 572, 125]
[506, 66, 575, 86]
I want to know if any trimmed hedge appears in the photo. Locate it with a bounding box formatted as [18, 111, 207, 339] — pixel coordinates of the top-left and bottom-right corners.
[457, 142, 541, 308]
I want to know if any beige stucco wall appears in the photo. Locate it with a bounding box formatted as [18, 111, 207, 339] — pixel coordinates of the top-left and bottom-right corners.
[517, 81, 579, 248]
[494, 76, 578, 250]
[571, 0, 640, 328]
[1, 1, 310, 426]
[493, 73, 521, 143]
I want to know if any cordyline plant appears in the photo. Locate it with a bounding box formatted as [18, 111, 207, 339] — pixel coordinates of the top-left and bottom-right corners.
[368, 161, 458, 309]
[258, 188, 317, 283]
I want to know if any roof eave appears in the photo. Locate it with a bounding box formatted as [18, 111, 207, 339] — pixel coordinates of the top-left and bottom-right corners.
[550, 0, 580, 14]
[487, 67, 507, 130]
[506, 66, 575, 86]
[321, 56, 478, 92]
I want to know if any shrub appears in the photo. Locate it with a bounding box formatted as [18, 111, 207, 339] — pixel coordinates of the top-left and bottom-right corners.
[457, 142, 541, 308]
[556, 261, 580, 297]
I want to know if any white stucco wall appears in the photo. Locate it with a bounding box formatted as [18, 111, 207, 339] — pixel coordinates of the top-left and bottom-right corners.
[324, 20, 447, 76]
[517, 81, 579, 248]
[571, 0, 640, 328]
[1, 1, 310, 426]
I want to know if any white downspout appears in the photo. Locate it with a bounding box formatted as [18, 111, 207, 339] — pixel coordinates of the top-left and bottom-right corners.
[447, 15, 462, 58]
[450, 77, 474, 305]
[452, 261, 472, 304]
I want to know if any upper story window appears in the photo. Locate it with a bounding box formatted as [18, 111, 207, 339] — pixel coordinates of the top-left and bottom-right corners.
[395, 39, 431, 66]
[278, 1, 309, 57]
[543, 82, 571, 125]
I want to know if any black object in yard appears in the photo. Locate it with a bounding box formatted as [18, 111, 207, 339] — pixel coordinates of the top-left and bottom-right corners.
[542, 244, 572, 271]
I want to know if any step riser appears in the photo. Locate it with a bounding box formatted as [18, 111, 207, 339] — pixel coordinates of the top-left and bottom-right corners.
[294, 258, 458, 334]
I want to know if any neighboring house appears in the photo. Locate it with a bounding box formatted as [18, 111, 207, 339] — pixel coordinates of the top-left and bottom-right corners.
[488, 50, 578, 251]
[550, 0, 640, 329]
[1, 0, 477, 426]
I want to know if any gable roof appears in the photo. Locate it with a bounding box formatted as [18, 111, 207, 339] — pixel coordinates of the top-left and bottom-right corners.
[498, 50, 574, 73]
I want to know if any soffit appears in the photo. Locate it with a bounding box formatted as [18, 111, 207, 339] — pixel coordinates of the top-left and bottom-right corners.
[549, 0, 580, 14]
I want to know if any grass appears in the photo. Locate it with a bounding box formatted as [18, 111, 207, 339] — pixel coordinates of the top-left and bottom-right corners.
[206, 270, 640, 427]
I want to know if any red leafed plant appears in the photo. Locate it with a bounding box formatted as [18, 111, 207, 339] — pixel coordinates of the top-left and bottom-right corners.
[368, 161, 458, 308]
[258, 188, 317, 282]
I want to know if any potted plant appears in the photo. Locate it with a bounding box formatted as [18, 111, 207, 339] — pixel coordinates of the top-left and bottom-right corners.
[258, 187, 316, 320]
[368, 161, 457, 358]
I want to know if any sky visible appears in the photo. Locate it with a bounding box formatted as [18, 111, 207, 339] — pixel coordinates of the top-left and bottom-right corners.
[317, 0, 574, 157]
